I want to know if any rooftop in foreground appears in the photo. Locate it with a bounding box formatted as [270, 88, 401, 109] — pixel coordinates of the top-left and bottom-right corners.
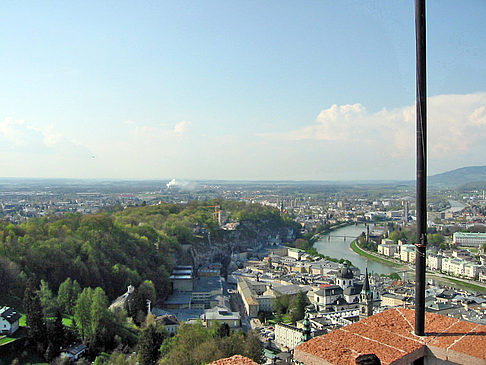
[208, 354, 259, 365]
[294, 307, 486, 365]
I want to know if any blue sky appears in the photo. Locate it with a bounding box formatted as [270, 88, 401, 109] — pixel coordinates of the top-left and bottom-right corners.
[1, 1, 485, 180]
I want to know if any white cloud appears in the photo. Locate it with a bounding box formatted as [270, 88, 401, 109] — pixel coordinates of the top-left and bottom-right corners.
[469, 105, 486, 126]
[0, 117, 91, 155]
[27, 124, 63, 146]
[260, 92, 486, 161]
[0, 117, 28, 146]
[124, 120, 192, 140]
[173, 120, 192, 136]
[3, 93, 485, 180]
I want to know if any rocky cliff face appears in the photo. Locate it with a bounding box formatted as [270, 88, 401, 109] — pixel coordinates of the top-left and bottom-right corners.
[220, 219, 294, 248]
[182, 219, 296, 269]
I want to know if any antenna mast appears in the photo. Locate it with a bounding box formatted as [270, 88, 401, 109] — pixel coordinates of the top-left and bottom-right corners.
[415, 0, 427, 336]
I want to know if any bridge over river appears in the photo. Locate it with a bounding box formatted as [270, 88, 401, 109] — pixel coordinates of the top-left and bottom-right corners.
[325, 234, 351, 240]
[314, 223, 486, 292]
[314, 224, 398, 275]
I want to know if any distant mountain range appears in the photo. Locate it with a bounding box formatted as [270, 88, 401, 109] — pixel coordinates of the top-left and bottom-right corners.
[429, 166, 486, 186]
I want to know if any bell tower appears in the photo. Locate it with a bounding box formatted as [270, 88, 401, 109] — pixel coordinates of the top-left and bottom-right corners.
[359, 268, 373, 320]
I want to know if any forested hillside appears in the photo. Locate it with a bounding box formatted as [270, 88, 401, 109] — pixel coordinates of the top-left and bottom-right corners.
[0, 213, 173, 301]
[0, 200, 296, 301]
[0, 200, 293, 363]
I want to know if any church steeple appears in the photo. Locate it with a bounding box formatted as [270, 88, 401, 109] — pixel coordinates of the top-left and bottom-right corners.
[359, 268, 373, 320]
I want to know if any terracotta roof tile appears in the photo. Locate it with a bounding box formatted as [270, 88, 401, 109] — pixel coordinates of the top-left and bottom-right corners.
[421, 312, 459, 339]
[207, 354, 259, 365]
[448, 324, 486, 361]
[341, 322, 423, 355]
[428, 319, 478, 348]
[298, 337, 358, 365]
[294, 308, 486, 365]
[327, 329, 405, 365]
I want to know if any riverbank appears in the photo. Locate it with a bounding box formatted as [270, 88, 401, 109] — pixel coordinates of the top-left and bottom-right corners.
[428, 274, 486, 293]
[314, 223, 397, 274]
[350, 240, 403, 269]
[350, 240, 486, 293]
[310, 221, 351, 242]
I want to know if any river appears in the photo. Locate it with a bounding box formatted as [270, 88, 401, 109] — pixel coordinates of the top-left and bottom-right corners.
[314, 223, 398, 275]
[313, 222, 486, 292]
[446, 200, 466, 213]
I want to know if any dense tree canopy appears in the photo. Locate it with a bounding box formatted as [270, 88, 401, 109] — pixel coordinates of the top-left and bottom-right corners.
[0, 200, 293, 364]
[57, 277, 81, 315]
[159, 322, 264, 365]
[1, 201, 294, 302]
[0, 213, 172, 300]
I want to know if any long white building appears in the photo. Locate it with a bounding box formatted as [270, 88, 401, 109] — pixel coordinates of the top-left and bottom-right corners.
[453, 232, 486, 247]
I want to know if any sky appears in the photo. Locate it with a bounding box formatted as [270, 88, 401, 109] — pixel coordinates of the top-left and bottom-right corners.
[1, 1, 486, 181]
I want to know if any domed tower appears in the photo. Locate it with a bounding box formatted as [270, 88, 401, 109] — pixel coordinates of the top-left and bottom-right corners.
[336, 265, 354, 289]
[300, 312, 312, 343]
[359, 268, 373, 320]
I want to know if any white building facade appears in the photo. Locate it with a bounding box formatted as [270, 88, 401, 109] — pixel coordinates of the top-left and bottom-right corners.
[453, 232, 486, 247]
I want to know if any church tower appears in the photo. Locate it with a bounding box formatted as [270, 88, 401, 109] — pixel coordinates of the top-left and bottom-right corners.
[359, 268, 373, 320]
[300, 312, 312, 343]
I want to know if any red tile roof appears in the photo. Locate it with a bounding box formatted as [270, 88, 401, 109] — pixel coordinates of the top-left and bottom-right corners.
[208, 354, 259, 365]
[294, 307, 486, 365]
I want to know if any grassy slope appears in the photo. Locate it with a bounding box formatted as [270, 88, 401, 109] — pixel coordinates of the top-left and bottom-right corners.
[350, 240, 401, 267]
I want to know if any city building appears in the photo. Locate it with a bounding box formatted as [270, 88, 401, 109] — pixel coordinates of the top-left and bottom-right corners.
[201, 306, 241, 328]
[237, 278, 276, 317]
[427, 253, 443, 271]
[155, 314, 180, 334]
[151, 307, 204, 324]
[275, 322, 307, 350]
[453, 232, 486, 247]
[161, 274, 224, 310]
[312, 285, 343, 311]
[377, 243, 398, 257]
[381, 293, 409, 307]
[191, 276, 224, 309]
[288, 248, 304, 260]
[61, 344, 87, 362]
[271, 284, 312, 298]
[464, 262, 482, 279]
[442, 257, 466, 277]
[170, 265, 194, 292]
[381, 238, 394, 245]
[0, 306, 21, 335]
[400, 244, 416, 263]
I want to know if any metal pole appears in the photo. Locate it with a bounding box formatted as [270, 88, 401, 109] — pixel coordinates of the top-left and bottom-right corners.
[415, 0, 427, 336]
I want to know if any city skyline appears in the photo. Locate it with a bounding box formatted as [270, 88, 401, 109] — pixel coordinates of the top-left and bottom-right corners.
[1, 1, 485, 180]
